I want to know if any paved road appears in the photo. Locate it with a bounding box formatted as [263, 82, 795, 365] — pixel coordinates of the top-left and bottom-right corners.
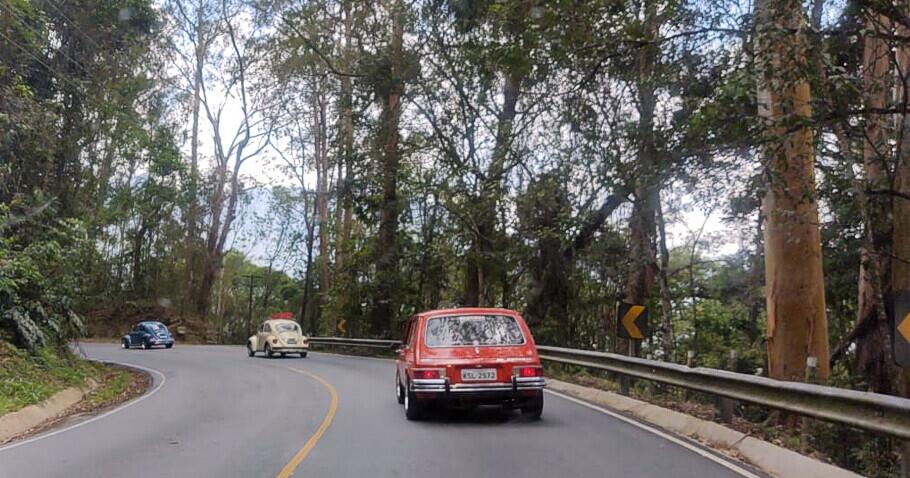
[0, 344, 761, 477]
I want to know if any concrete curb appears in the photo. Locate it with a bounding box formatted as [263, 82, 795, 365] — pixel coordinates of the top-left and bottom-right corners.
[0, 379, 98, 444]
[547, 379, 862, 478]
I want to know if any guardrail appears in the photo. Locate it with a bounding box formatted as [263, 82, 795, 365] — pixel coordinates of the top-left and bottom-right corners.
[309, 337, 910, 440]
[309, 336, 400, 349]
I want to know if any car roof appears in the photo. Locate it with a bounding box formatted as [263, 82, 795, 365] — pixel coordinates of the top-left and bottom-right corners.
[420, 307, 521, 318]
[139, 321, 165, 326]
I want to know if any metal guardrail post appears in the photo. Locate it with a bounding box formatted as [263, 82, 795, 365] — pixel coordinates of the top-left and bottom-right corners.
[684, 351, 695, 402]
[901, 441, 910, 478]
[718, 350, 737, 423]
[800, 356, 819, 445]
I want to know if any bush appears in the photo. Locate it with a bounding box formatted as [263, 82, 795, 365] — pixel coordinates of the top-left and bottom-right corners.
[0, 200, 88, 350]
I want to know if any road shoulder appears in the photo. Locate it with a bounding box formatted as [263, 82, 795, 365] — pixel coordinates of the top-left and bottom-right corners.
[547, 379, 861, 478]
[0, 363, 149, 446]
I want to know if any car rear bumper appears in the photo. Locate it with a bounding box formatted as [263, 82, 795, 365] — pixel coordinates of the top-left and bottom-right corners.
[271, 346, 309, 353]
[410, 376, 545, 394]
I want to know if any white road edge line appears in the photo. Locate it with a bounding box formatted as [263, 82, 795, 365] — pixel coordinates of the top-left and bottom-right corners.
[544, 389, 764, 478]
[0, 361, 167, 453]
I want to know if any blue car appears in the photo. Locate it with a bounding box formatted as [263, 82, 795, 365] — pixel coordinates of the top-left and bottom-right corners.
[121, 321, 175, 350]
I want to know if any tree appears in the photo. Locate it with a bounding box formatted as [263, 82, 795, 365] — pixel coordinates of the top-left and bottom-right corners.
[754, 0, 830, 381]
[193, 0, 273, 317]
[369, 0, 408, 335]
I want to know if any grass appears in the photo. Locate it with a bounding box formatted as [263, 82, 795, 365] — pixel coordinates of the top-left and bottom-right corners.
[0, 341, 99, 416]
[87, 369, 132, 407]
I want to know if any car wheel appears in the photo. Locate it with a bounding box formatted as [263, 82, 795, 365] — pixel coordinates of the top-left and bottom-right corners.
[165, 344, 173, 349]
[247, 343, 255, 357]
[265, 344, 274, 358]
[299, 352, 307, 358]
[404, 380, 423, 421]
[396, 372, 405, 404]
[142, 339, 151, 350]
[280, 352, 286, 358]
[121, 339, 129, 349]
[521, 391, 544, 420]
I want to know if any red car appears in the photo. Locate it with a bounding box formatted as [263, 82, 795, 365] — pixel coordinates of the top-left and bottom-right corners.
[395, 308, 545, 420]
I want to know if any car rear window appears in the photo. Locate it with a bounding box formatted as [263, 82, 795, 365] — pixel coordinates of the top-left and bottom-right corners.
[424, 315, 526, 347]
[275, 323, 299, 333]
[145, 323, 166, 332]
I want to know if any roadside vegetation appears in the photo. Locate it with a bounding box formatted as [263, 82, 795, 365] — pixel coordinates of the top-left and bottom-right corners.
[0, 343, 96, 415]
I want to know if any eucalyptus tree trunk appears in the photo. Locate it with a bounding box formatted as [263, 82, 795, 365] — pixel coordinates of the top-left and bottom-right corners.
[891, 6, 910, 400]
[656, 199, 674, 361]
[334, 0, 356, 332]
[314, 89, 330, 327]
[755, 0, 829, 381]
[855, 9, 896, 394]
[370, 0, 405, 335]
[184, 0, 206, 308]
[464, 68, 522, 307]
[619, 2, 659, 357]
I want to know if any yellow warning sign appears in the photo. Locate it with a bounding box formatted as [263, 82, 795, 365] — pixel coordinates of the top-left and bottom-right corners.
[616, 302, 648, 340]
[898, 313, 910, 345]
[895, 291, 910, 368]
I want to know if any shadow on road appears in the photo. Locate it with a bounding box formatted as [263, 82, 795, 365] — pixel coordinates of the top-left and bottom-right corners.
[413, 405, 554, 427]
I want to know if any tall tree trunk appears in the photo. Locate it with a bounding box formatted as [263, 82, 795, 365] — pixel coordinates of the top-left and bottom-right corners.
[891, 7, 910, 400]
[656, 198, 674, 361]
[302, 227, 316, 334]
[889, 12, 910, 471]
[196, 163, 228, 317]
[465, 68, 523, 307]
[336, 0, 355, 282]
[185, 0, 206, 309]
[755, 0, 830, 381]
[370, 0, 405, 335]
[855, 9, 895, 393]
[619, 2, 659, 357]
[314, 91, 330, 328]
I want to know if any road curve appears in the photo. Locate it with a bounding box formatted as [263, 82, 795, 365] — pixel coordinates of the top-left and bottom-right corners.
[0, 344, 761, 477]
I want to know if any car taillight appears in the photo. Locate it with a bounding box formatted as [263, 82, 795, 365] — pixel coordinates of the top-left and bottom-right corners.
[515, 366, 543, 378]
[413, 369, 444, 380]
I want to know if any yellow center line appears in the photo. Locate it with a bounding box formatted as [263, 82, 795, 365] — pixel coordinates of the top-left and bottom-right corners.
[276, 367, 339, 478]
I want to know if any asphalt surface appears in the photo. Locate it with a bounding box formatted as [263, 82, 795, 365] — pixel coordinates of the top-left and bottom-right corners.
[0, 344, 761, 477]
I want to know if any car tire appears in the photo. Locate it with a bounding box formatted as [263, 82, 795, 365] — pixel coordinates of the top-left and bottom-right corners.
[280, 352, 286, 358]
[265, 344, 274, 358]
[247, 343, 255, 357]
[165, 344, 173, 349]
[521, 391, 544, 420]
[299, 352, 307, 358]
[404, 380, 423, 421]
[121, 339, 129, 349]
[396, 373, 405, 404]
[142, 339, 151, 350]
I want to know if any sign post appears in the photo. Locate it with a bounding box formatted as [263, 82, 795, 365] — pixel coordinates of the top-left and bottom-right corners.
[615, 302, 648, 396]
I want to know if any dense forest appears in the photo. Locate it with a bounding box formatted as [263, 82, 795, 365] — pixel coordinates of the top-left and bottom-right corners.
[2, 0, 910, 469]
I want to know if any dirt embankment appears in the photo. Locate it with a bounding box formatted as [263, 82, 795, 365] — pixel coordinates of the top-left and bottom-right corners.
[84, 302, 215, 344]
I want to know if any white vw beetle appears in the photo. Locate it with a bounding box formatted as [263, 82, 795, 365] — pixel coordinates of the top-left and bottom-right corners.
[247, 319, 309, 358]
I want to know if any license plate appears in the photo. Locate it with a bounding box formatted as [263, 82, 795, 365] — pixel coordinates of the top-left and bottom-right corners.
[461, 368, 497, 381]
[287, 339, 297, 344]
